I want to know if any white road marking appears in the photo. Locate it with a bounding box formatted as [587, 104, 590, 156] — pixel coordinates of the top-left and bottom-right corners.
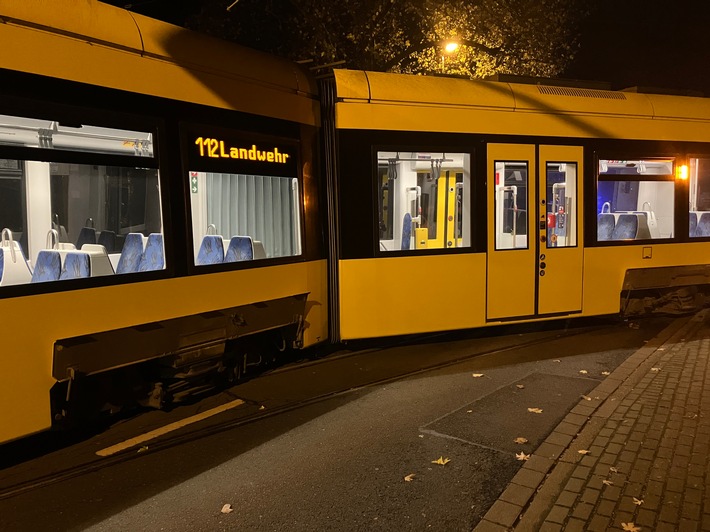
[96, 398, 246, 457]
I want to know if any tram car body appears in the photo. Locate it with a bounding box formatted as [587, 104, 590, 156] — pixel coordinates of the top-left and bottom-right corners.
[3, 1, 710, 445]
[325, 71, 710, 340]
[0, 0, 327, 443]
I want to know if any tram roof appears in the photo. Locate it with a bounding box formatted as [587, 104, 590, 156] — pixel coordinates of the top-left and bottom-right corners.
[0, 0, 318, 125]
[333, 69, 710, 124]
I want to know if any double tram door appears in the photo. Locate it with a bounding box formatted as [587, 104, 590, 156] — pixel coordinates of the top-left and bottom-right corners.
[486, 144, 583, 320]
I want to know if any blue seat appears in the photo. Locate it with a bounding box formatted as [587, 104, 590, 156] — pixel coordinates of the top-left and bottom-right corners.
[197, 235, 225, 265]
[59, 252, 91, 280]
[31, 250, 61, 283]
[697, 213, 710, 237]
[116, 233, 145, 274]
[611, 214, 638, 240]
[98, 230, 116, 253]
[597, 213, 615, 241]
[76, 226, 97, 249]
[0, 250, 4, 283]
[401, 213, 412, 250]
[225, 236, 253, 262]
[139, 233, 164, 271]
[690, 212, 698, 237]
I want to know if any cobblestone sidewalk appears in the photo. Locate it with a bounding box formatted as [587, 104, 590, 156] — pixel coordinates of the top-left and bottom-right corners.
[475, 310, 710, 532]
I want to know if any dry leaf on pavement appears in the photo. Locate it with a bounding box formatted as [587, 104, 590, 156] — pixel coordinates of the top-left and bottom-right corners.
[472, 373, 484, 378]
[404, 473, 416, 482]
[221, 504, 234, 514]
[581, 395, 592, 401]
[515, 452, 530, 461]
[527, 407, 543, 414]
[516, 384, 525, 389]
[602, 480, 613, 486]
[578, 449, 591, 455]
[579, 370, 588, 374]
[601, 371, 611, 376]
[621, 523, 641, 532]
[432, 457, 450, 466]
[609, 467, 619, 473]
[513, 437, 528, 444]
[651, 367, 661, 372]
[633, 497, 644, 506]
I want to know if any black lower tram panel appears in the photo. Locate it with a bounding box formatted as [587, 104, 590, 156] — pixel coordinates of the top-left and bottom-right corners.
[50, 294, 308, 425]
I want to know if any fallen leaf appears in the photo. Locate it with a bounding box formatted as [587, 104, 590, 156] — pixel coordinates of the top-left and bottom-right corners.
[516, 384, 525, 389]
[527, 407, 543, 414]
[472, 373, 484, 378]
[221, 504, 234, 514]
[633, 497, 644, 506]
[609, 467, 619, 473]
[466, 410, 473, 413]
[137, 446, 149, 453]
[581, 395, 592, 401]
[515, 452, 530, 461]
[621, 523, 641, 532]
[259, 405, 266, 410]
[578, 449, 591, 455]
[553, 359, 561, 363]
[651, 367, 661, 372]
[579, 370, 588, 374]
[431, 457, 451, 466]
[513, 437, 528, 444]
[404, 473, 416, 482]
[602, 479, 613, 486]
[601, 371, 611, 376]
[418, 434, 424, 438]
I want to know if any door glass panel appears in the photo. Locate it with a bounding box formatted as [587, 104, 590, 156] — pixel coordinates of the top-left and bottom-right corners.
[690, 157, 710, 238]
[545, 162, 577, 247]
[494, 161, 528, 250]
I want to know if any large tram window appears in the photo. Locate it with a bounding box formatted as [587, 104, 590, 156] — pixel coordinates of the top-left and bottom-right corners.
[546, 162, 577, 247]
[376, 151, 471, 252]
[596, 159, 674, 242]
[189, 172, 302, 263]
[690, 158, 710, 238]
[494, 161, 528, 250]
[0, 113, 163, 288]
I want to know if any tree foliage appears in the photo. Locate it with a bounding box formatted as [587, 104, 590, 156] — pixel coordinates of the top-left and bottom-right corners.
[189, 0, 593, 78]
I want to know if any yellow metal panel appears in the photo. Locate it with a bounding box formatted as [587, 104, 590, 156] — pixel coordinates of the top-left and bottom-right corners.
[487, 144, 536, 319]
[538, 145, 584, 315]
[332, 70, 371, 101]
[582, 244, 710, 315]
[338, 254, 487, 339]
[645, 93, 710, 121]
[0, 259, 327, 443]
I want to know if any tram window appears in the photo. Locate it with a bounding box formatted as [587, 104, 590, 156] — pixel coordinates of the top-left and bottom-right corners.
[494, 161, 528, 250]
[545, 162, 577, 247]
[0, 113, 163, 288]
[189, 172, 302, 263]
[689, 158, 710, 238]
[596, 159, 674, 242]
[376, 151, 471, 252]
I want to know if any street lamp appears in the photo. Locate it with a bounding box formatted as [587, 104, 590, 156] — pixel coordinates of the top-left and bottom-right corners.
[441, 41, 460, 71]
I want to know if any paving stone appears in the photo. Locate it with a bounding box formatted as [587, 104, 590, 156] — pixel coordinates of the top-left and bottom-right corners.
[484, 500, 521, 528]
[499, 484, 535, 508]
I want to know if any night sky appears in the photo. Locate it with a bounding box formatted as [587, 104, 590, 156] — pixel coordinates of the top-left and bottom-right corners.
[101, 0, 710, 94]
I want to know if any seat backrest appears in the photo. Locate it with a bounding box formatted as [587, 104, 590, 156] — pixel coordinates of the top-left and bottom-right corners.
[197, 235, 225, 265]
[597, 213, 615, 241]
[116, 233, 145, 274]
[139, 233, 164, 271]
[690, 212, 698, 237]
[635, 213, 652, 240]
[97, 230, 116, 253]
[31, 250, 62, 283]
[401, 213, 412, 250]
[225, 236, 254, 262]
[697, 212, 710, 237]
[59, 252, 91, 280]
[76, 226, 97, 249]
[0, 250, 4, 283]
[611, 214, 638, 240]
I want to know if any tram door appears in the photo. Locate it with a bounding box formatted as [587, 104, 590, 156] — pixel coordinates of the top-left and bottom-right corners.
[487, 144, 583, 320]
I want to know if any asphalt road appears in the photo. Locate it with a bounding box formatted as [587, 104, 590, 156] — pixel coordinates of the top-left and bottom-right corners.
[0, 316, 673, 531]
